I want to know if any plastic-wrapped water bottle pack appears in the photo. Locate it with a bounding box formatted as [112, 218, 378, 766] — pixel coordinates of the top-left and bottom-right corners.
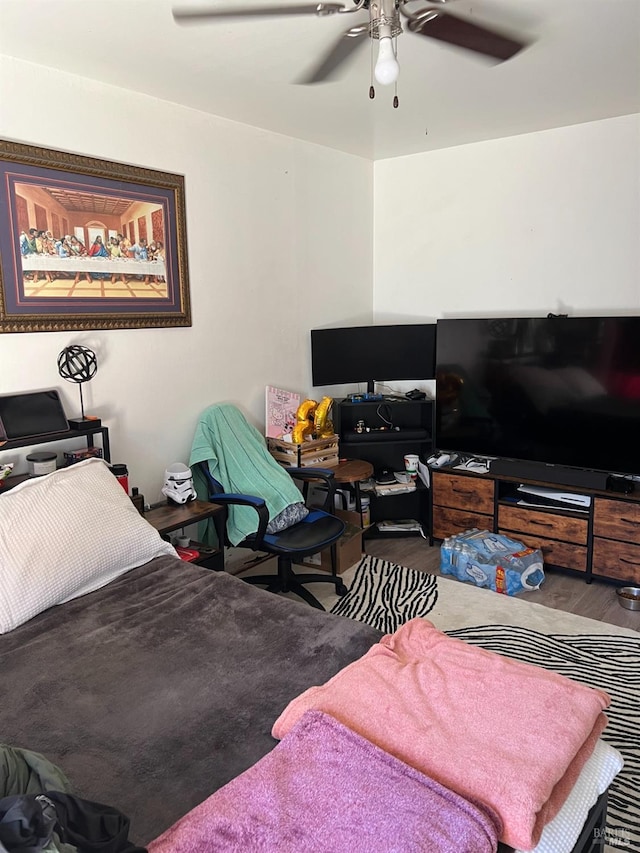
[440, 529, 545, 595]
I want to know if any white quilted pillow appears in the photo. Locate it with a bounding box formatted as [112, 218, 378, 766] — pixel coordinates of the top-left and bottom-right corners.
[515, 738, 624, 853]
[0, 457, 176, 634]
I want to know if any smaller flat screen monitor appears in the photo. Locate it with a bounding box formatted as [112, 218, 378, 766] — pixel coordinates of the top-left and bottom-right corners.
[311, 324, 436, 393]
[0, 390, 69, 441]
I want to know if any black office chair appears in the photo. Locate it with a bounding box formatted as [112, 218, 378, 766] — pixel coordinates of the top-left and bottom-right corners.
[196, 460, 349, 609]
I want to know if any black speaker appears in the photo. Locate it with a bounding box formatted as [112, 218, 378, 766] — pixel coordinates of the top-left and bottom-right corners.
[489, 458, 609, 491]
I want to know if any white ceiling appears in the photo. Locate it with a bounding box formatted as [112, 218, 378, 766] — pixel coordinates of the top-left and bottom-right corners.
[1, 0, 639, 160]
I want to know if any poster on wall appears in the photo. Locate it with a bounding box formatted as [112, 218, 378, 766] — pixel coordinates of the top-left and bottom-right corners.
[0, 139, 191, 333]
[265, 386, 301, 438]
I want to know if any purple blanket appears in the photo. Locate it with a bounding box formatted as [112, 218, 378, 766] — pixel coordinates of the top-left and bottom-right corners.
[148, 710, 501, 853]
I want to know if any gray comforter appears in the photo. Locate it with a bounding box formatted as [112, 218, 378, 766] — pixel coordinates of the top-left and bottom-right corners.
[0, 556, 381, 844]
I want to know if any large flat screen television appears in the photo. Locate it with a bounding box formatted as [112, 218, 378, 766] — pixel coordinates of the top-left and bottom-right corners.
[311, 324, 436, 393]
[435, 316, 640, 485]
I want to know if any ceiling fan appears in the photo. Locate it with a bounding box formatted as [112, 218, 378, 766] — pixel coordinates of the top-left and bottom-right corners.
[172, 0, 529, 90]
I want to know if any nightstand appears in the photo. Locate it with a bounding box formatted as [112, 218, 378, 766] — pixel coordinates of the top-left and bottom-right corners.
[145, 499, 225, 571]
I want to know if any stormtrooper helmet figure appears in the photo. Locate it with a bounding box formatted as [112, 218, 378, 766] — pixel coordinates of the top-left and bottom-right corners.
[162, 462, 196, 505]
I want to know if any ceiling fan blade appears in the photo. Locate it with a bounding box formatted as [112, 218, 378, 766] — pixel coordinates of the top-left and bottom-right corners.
[173, 3, 346, 23]
[407, 10, 527, 61]
[298, 24, 368, 83]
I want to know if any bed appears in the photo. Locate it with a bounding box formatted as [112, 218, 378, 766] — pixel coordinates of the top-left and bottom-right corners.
[0, 458, 623, 853]
[0, 459, 380, 845]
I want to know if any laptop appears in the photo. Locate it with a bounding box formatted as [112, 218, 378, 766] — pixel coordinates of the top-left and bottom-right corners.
[0, 390, 69, 442]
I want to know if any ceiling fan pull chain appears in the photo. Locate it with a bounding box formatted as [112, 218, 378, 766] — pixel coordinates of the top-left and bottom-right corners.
[393, 33, 399, 107]
[369, 33, 376, 98]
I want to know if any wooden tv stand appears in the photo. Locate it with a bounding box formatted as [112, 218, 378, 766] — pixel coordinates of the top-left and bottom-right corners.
[431, 467, 640, 585]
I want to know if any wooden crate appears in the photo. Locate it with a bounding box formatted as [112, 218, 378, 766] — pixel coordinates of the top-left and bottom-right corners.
[267, 434, 340, 468]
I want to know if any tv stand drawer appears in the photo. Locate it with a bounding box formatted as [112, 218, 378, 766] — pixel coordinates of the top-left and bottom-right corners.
[498, 529, 587, 572]
[498, 506, 588, 546]
[594, 498, 640, 544]
[592, 538, 640, 584]
[432, 506, 492, 540]
[432, 472, 494, 514]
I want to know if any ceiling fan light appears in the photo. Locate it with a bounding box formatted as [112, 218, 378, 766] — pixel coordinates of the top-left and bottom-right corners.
[374, 36, 399, 85]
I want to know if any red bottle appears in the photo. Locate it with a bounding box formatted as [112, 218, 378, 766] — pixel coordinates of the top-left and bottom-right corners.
[110, 463, 129, 494]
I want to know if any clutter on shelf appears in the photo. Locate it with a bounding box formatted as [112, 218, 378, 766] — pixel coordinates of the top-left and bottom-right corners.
[373, 480, 417, 497]
[377, 519, 422, 533]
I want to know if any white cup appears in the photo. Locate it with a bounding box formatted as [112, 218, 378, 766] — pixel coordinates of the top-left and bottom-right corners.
[404, 454, 419, 479]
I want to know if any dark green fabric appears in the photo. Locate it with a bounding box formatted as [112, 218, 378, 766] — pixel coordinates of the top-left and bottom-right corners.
[0, 745, 73, 798]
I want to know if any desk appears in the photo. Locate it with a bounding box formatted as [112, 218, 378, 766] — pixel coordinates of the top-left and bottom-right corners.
[332, 459, 374, 525]
[144, 499, 225, 571]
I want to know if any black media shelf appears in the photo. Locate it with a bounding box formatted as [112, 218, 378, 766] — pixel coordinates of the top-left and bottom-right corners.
[334, 397, 433, 536]
[1, 426, 111, 462]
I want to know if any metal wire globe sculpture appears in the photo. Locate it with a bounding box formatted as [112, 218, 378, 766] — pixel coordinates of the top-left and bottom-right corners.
[57, 346, 98, 421]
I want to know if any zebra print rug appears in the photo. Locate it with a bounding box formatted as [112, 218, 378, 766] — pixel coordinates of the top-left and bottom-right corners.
[330, 555, 439, 632]
[330, 557, 639, 852]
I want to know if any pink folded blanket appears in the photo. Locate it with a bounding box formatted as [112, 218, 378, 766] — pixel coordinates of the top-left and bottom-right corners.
[149, 709, 501, 853]
[272, 618, 610, 850]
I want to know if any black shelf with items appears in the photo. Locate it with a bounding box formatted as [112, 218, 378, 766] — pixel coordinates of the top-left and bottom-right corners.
[334, 397, 433, 536]
[0, 424, 110, 460]
[0, 425, 110, 490]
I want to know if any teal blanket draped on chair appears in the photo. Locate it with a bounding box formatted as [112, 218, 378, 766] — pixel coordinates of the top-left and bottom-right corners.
[190, 403, 305, 546]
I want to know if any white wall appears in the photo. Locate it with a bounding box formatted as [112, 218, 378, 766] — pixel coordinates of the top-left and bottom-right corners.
[373, 114, 640, 321]
[3, 57, 637, 499]
[0, 56, 373, 499]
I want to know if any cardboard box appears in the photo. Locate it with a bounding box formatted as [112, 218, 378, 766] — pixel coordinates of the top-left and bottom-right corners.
[306, 484, 358, 515]
[319, 522, 363, 575]
[333, 507, 360, 527]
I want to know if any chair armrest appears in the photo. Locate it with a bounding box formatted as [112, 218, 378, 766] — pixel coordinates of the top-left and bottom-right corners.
[196, 462, 270, 544]
[207, 492, 270, 544]
[286, 467, 335, 482]
[286, 467, 337, 513]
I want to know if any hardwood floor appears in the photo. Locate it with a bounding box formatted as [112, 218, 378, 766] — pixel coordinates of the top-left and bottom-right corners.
[364, 535, 640, 632]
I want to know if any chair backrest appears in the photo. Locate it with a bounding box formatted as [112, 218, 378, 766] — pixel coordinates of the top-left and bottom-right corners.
[197, 461, 224, 498]
[190, 403, 310, 547]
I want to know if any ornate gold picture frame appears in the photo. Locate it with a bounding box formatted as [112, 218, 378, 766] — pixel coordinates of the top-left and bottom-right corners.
[0, 140, 191, 333]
